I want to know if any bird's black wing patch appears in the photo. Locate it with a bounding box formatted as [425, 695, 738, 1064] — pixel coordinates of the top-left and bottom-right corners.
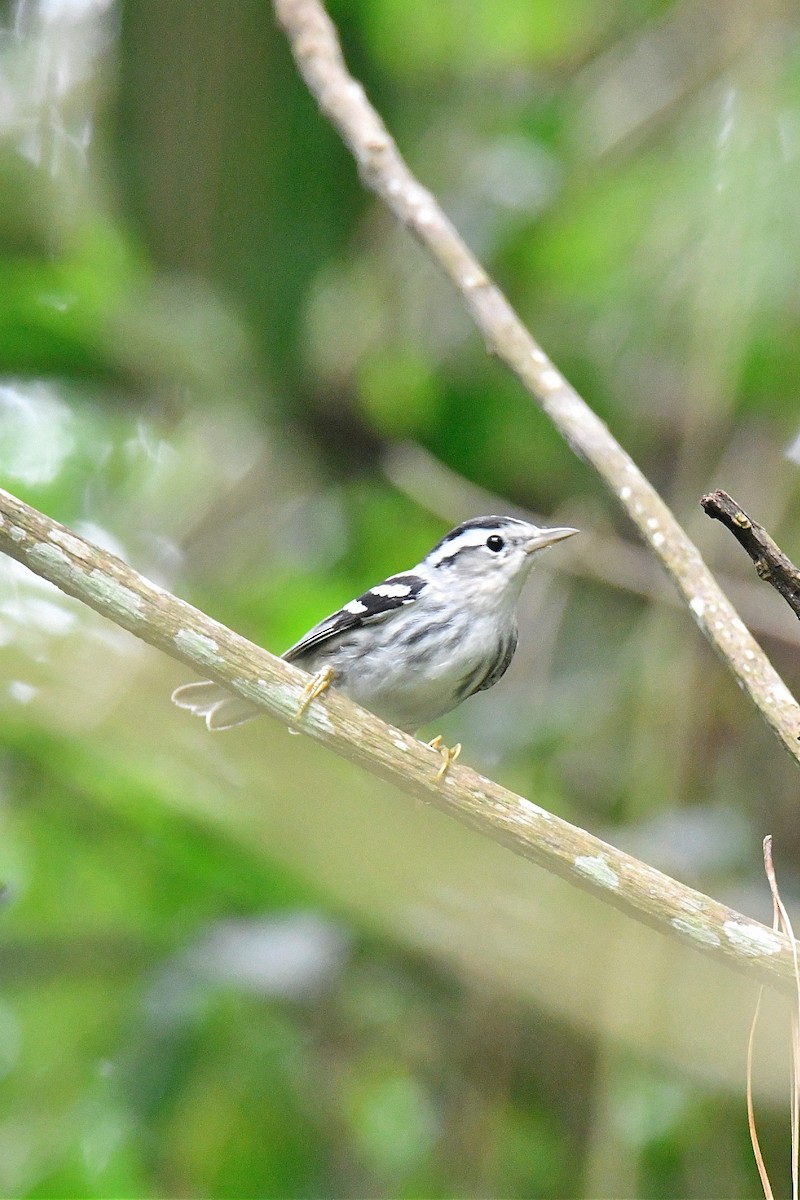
[282, 573, 426, 662]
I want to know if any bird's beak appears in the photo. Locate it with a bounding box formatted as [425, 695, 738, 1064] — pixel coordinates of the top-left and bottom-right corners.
[524, 526, 579, 554]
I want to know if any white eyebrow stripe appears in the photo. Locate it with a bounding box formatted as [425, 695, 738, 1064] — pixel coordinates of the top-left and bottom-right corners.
[425, 526, 509, 567]
[370, 582, 413, 598]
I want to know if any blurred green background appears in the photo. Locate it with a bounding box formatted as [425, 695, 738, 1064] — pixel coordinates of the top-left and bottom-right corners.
[2, 0, 800, 1196]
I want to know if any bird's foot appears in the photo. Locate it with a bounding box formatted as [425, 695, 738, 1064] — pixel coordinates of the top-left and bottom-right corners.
[295, 665, 335, 719]
[427, 734, 462, 780]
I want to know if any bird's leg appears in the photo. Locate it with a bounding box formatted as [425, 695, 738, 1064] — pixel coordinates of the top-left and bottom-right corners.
[295, 665, 335, 719]
[426, 734, 462, 780]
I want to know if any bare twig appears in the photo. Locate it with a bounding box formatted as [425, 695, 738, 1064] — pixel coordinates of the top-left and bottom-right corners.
[0, 483, 798, 991]
[702, 491, 800, 623]
[747, 979, 773, 1200]
[763, 838, 800, 1200]
[272, 0, 800, 759]
[748, 838, 800, 1199]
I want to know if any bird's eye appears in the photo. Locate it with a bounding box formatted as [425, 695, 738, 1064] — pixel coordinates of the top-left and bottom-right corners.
[486, 534, 504, 552]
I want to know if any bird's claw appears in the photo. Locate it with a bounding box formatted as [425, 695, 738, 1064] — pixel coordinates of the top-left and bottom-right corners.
[427, 734, 462, 780]
[295, 665, 335, 719]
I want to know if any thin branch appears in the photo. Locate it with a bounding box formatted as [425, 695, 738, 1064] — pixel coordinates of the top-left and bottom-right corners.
[702, 490, 800, 622]
[0, 484, 797, 991]
[272, 0, 800, 761]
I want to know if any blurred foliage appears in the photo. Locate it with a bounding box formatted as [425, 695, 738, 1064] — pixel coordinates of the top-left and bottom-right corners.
[2, 0, 800, 1195]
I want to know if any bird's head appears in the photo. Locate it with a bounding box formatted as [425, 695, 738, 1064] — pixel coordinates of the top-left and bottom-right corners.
[423, 515, 578, 603]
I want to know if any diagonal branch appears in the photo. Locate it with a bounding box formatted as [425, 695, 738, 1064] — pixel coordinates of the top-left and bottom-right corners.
[0, 483, 796, 991]
[272, 0, 800, 762]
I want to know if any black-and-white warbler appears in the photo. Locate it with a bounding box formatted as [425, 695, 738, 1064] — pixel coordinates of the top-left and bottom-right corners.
[172, 515, 577, 753]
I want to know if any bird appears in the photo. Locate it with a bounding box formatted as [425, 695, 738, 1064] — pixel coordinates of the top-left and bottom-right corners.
[172, 515, 578, 772]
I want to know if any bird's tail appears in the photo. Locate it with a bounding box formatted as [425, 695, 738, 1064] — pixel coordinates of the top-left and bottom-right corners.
[171, 680, 262, 730]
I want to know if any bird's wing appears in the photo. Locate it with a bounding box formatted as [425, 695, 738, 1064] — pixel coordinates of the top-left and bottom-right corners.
[282, 573, 426, 662]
